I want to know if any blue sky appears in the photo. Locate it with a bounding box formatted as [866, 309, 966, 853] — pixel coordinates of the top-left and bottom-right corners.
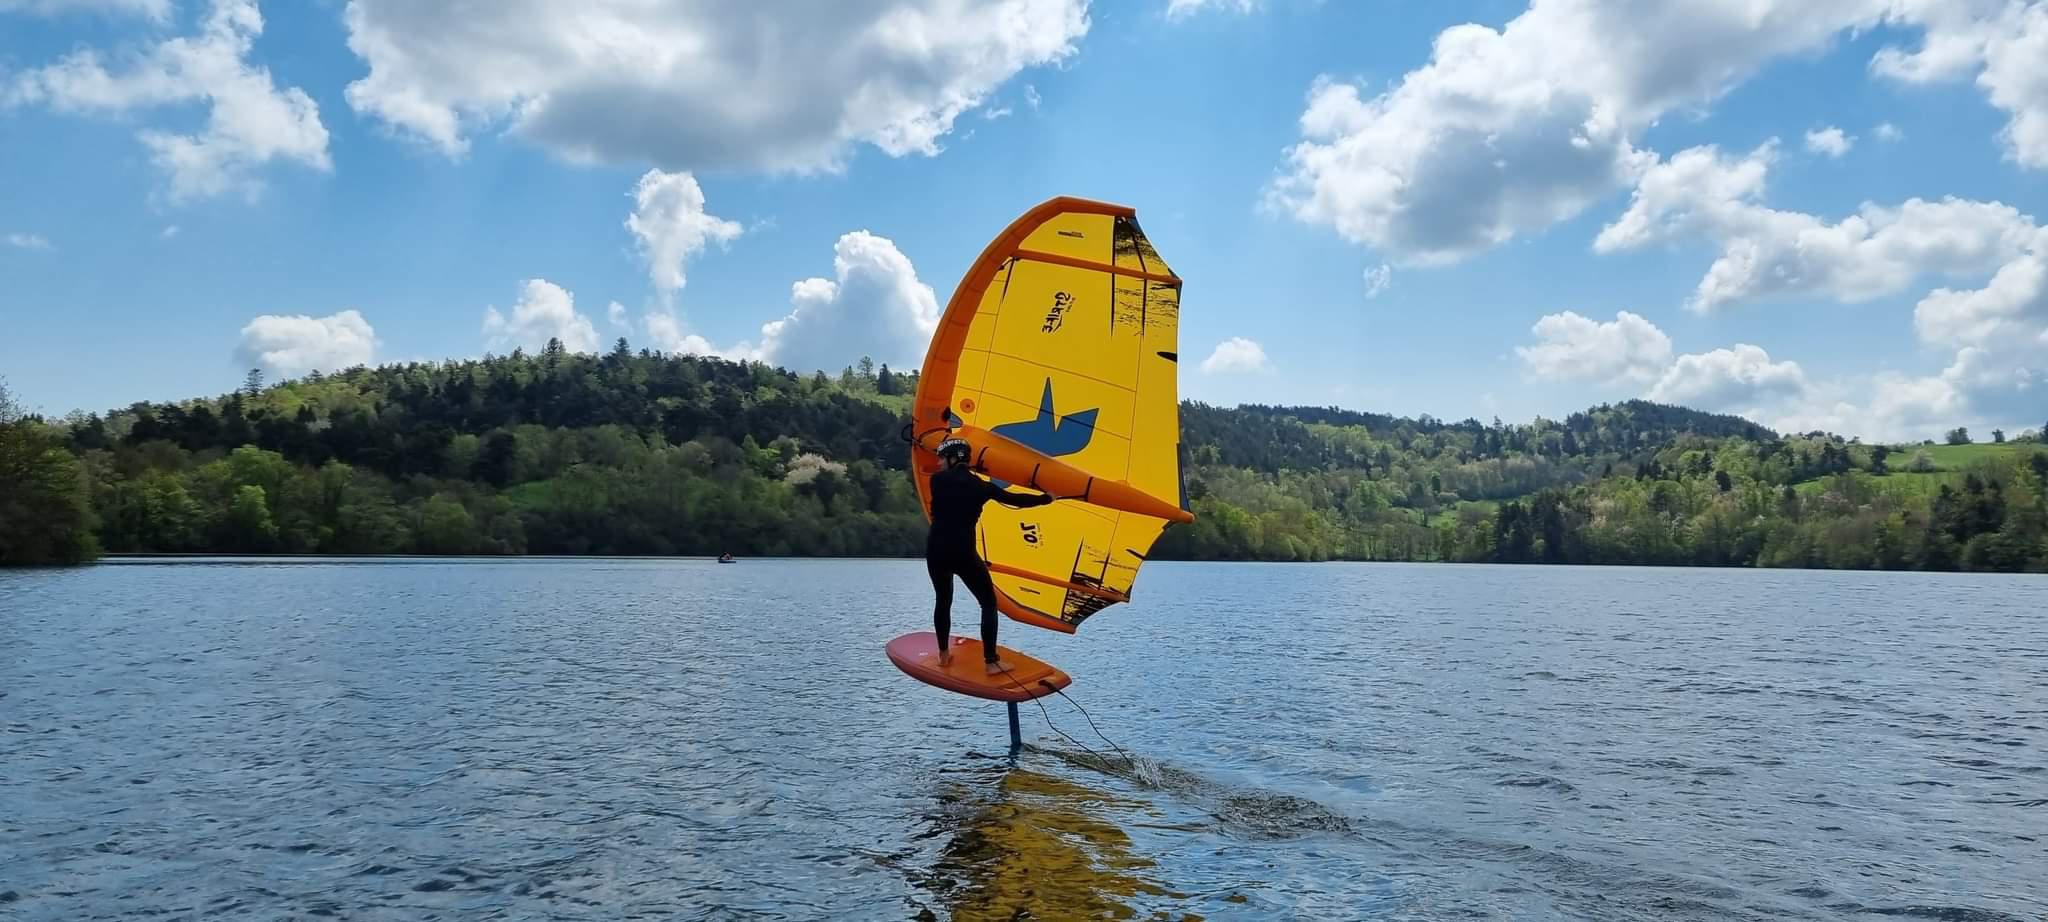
[3, 0, 2046, 443]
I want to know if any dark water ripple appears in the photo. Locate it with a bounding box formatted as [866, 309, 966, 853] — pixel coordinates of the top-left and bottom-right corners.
[2, 559, 2045, 919]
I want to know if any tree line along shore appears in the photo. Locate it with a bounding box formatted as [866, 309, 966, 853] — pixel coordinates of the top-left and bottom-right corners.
[4, 342, 2044, 571]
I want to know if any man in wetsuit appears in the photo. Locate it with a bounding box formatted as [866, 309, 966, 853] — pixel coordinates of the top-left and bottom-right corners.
[927, 436, 1054, 674]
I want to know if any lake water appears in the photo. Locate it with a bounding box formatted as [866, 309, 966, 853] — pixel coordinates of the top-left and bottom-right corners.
[2, 559, 2045, 920]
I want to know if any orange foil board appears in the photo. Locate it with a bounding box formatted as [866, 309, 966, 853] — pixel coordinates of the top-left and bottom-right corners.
[886, 632, 1072, 702]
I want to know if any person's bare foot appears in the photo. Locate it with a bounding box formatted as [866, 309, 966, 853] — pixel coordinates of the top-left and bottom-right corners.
[985, 659, 1007, 676]
[937, 649, 953, 668]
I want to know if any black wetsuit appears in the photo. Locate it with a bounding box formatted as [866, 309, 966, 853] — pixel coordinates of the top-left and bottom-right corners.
[927, 463, 1051, 663]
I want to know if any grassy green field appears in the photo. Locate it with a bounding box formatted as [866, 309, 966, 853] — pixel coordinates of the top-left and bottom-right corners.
[846, 390, 913, 415]
[1787, 441, 2046, 498]
[1882, 441, 2047, 471]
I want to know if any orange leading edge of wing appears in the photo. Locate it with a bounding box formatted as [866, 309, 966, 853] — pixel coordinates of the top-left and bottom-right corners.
[914, 424, 1193, 525]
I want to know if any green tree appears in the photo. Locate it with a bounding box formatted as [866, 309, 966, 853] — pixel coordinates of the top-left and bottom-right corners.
[1947, 427, 1971, 445]
[224, 485, 278, 551]
[415, 495, 479, 554]
[474, 432, 518, 487]
[0, 390, 101, 565]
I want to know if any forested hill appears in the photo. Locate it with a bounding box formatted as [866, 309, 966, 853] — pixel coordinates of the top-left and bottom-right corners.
[2, 341, 2044, 571]
[1183, 400, 1773, 473]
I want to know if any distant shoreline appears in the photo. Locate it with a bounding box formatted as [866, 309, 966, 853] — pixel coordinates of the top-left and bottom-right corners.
[94, 552, 893, 563]
[75, 555, 2047, 576]
[89, 553, 1301, 563]
[86, 552, 1368, 566]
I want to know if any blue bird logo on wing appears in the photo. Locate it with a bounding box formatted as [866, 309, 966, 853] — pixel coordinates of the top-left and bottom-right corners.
[992, 380, 1098, 458]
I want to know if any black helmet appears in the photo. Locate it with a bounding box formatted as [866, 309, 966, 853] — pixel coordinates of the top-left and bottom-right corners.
[937, 437, 971, 464]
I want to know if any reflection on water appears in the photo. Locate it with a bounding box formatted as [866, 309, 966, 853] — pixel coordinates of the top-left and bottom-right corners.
[912, 761, 1181, 921]
[902, 743, 1366, 919]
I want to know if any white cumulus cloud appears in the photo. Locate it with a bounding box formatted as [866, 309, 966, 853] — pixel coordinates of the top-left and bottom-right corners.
[748, 230, 941, 373]
[1805, 125, 1855, 157]
[625, 169, 741, 299]
[1267, 1, 2048, 265]
[1535, 174, 2048, 439]
[1901, 227, 2048, 431]
[1595, 141, 2036, 313]
[483, 279, 601, 355]
[1759, 360, 1985, 444]
[340, 0, 1089, 173]
[3, 0, 331, 202]
[1516, 310, 1673, 384]
[644, 309, 726, 359]
[1506, 306, 2002, 441]
[235, 309, 378, 376]
[1200, 337, 1270, 374]
[1914, 227, 2048, 348]
[5, 232, 52, 250]
[1264, 0, 1916, 265]
[1647, 343, 1811, 410]
[1657, 350, 1964, 443]
[1876, 121, 1906, 142]
[1582, 131, 2048, 437]
[607, 301, 629, 329]
[1872, 0, 2048, 169]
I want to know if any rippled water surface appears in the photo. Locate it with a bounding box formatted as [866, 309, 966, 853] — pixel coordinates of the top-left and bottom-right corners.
[3, 559, 2046, 920]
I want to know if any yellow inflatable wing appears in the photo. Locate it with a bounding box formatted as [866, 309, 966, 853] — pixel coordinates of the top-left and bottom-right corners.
[911, 196, 1192, 635]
